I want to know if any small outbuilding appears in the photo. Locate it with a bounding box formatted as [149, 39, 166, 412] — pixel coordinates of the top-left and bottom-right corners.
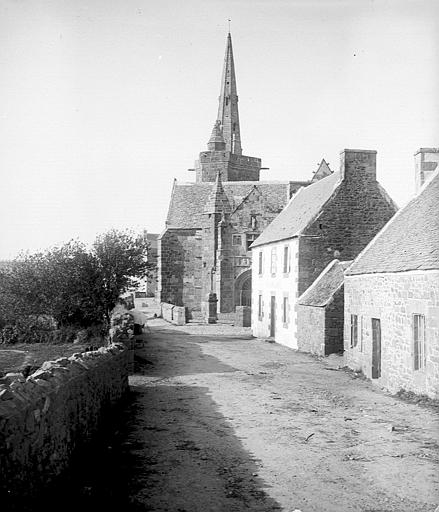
[297, 259, 351, 356]
[344, 164, 439, 398]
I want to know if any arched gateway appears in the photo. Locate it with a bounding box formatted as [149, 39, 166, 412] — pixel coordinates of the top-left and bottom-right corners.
[234, 269, 252, 308]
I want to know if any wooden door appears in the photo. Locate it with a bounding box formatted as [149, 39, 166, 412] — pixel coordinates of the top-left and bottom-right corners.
[371, 318, 381, 379]
[270, 296, 276, 337]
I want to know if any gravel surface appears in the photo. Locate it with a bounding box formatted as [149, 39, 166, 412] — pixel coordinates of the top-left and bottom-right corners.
[122, 318, 439, 512]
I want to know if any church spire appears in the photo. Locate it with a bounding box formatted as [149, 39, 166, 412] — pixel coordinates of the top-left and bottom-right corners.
[217, 32, 242, 155]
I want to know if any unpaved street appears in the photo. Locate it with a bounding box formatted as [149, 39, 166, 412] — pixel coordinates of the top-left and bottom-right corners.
[124, 318, 439, 512]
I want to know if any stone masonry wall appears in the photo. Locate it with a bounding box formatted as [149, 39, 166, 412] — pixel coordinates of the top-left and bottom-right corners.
[0, 342, 130, 501]
[158, 228, 202, 311]
[325, 288, 345, 355]
[297, 305, 325, 355]
[297, 289, 344, 356]
[195, 151, 261, 182]
[161, 302, 186, 325]
[298, 175, 396, 296]
[344, 271, 439, 398]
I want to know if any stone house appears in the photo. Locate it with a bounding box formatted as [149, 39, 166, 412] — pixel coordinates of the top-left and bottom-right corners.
[344, 163, 439, 399]
[158, 33, 309, 315]
[251, 149, 397, 349]
[297, 259, 351, 356]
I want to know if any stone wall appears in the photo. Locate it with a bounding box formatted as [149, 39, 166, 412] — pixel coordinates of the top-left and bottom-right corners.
[325, 289, 345, 355]
[158, 228, 202, 311]
[0, 342, 130, 501]
[161, 302, 186, 325]
[297, 305, 325, 355]
[297, 285, 344, 356]
[298, 150, 396, 295]
[195, 151, 261, 182]
[344, 270, 439, 398]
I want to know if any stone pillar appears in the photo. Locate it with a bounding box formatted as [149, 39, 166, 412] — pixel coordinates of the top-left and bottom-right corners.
[203, 292, 218, 324]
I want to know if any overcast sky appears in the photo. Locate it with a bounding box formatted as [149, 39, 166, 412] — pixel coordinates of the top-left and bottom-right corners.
[0, 0, 438, 259]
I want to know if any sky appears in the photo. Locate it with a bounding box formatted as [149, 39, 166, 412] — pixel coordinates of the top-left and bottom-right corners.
[0, 0, 438, 259]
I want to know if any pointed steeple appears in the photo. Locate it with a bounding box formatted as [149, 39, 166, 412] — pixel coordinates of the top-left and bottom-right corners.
[217, 32, 242, 155]
[207, 120, 226, 151]
[204, 171, 231, 214]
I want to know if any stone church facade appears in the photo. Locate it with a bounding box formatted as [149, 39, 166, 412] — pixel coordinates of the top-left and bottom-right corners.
[158, 33, 310, 315]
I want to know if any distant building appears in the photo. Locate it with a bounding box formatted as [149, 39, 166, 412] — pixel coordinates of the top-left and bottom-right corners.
[158, 33, 311, 315]
[344, 162, 439, 399]
[297, 259, 351, 356]
[251, 149, 397, 348]
[135, 231, 159, 298]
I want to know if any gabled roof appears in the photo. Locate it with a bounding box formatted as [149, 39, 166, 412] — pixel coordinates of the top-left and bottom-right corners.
[166, 181, 295, 229]
[347, 170, 439, 275]
[311, 159, 333, 183]
[298, 259, 352, 307]
[251, 171, 341, 247]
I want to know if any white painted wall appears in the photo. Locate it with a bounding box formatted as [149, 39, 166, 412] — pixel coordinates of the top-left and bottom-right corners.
[251, 238, 299, 349]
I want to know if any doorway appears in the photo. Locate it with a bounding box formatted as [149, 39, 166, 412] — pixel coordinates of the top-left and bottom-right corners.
[371, 318, 381, 379]
[270, 295, 276, 337]
[234, 270, 252, 308]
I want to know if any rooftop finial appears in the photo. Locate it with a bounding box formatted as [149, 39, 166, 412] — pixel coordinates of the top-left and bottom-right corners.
[228, 18, 231, 34]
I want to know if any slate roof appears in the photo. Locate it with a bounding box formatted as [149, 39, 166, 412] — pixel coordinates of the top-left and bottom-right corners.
[251, 171, 341, 247]
[347, 171, 439, 275]
[166, 181, 300, 229]
[298, 259, 352, 307]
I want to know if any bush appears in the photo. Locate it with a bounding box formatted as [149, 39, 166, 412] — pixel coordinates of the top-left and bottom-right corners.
[0, 318, 78, 345]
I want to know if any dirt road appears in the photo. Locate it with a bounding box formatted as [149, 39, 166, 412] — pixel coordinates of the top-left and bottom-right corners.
[123, 318, 438, 512]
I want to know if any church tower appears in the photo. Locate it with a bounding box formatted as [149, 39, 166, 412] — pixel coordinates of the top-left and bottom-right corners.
[193, 33, 262, 183]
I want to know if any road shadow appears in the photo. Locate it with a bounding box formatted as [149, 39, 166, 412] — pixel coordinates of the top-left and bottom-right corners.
[123, 382, 283, 511]
[135, 327, 240, 378]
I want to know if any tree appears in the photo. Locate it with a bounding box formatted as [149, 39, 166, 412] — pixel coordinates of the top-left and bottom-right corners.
[91, 229, 151, 322]
[0, 230, 153, 335]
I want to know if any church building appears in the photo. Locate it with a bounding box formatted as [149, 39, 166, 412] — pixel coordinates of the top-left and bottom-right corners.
[158, 33, 313, 316]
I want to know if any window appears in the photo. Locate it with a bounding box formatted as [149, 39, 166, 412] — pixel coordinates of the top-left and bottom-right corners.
[270, 247, 277, 275]
[258, 295, 263, 320]
[283, 296, 288, 324]
[250, 214, 257, 230]
[283, 245, 289, 273]
[258, 251, 263, 275]
[232, 234, 242, 246]
[246, 233, 259, 251]
[413, 314, 426, 370]
[350, 314, 358, 348]
[359, 316, 364, 352]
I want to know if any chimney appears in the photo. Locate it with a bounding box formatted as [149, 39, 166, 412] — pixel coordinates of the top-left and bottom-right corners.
[414, 148, 439, 193]
[340, 149, 377, 182]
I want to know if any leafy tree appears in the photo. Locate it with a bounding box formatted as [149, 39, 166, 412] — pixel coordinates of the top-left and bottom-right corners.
[0, 230, 152, 337]
[91, 229, 151, 322]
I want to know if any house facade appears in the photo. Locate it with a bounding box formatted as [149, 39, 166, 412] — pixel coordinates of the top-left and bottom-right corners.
[251, 149, 397, 348]
[344, 161, 439, 398]
[158, 33, 309, 315]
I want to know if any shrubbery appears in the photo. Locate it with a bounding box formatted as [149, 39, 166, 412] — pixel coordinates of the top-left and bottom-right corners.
[0, 230, 152, 344]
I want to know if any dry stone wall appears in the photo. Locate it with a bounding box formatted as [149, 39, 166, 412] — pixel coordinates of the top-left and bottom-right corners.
[0, 340, 130, 501]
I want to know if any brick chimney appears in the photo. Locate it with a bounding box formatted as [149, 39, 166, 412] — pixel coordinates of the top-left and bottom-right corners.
[340, 149, 377, 182]
[414, 148, 439, 193]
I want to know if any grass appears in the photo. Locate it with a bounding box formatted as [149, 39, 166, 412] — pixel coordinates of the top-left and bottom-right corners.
[0, 343, 89, 377]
